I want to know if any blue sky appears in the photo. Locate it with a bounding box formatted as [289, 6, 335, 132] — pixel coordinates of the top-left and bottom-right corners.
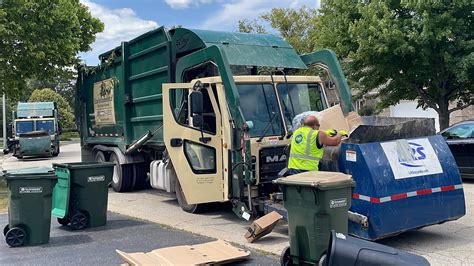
[79, 0, 320, 65]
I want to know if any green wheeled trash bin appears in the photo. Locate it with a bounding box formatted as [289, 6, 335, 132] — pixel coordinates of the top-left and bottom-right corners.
[51, 162, 114, 230]
[274, 171, 355, 265]
[3, 167, 57, 247]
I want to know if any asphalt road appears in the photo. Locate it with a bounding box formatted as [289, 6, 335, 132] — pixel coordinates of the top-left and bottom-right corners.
[0, 212, 278, 265]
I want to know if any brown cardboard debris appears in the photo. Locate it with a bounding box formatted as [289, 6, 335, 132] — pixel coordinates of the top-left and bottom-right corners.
[245, 211, 283, 243]
[318, 105, 350, 133]
[116, 240, 250, 265]
[345, 111, 363, 132]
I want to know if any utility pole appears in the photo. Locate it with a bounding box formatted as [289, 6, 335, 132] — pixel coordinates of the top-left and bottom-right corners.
[2, 93, 6, 150]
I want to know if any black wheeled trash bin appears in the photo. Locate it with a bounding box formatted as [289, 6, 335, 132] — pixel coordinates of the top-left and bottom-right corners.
[51, 162, 114, 230]
[3, 167, 57, 247]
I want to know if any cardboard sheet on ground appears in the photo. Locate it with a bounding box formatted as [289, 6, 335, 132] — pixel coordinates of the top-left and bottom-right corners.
[245, 211, 283, 243]
[116, 240, 250, 265]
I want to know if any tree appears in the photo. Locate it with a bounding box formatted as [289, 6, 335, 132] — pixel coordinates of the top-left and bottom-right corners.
[317, 0, 473, 129]
[238, 7, 317, 55]
[239, 1, 473, 129]
[0, 0, 103, 97]
[29, 88, 75, 129]
[238, 19, 267, 34]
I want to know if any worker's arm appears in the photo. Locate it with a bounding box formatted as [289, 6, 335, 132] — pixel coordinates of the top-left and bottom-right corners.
[318, 130, 342, 146]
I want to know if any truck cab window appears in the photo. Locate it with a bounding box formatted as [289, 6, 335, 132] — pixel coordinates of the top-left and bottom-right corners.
[277, 83, 326, 131]
[36, 120, 55, 134]
[169, 87, 217, 135]
[16, 121, 34, 135]
[237, 83, 283, 138]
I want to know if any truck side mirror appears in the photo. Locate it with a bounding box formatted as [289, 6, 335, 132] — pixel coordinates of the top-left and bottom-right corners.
[193, 114, 203, 128]
[190, 91, 203, 114]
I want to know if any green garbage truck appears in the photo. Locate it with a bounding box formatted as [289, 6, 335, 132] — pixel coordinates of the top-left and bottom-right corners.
[76, 27, 353, 218]
[5, 102, 61, 158]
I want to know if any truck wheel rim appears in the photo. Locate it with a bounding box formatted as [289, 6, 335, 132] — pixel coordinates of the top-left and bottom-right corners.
[113, 165, 119, 184]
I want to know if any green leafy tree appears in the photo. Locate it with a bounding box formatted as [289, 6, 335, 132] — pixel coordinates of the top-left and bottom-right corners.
[29, 88, 75, 129]
[238, 19, 268, 34]
[346, 0, 473, 129]
[0, 0, 103, 97]
[239, 1, 473, 129]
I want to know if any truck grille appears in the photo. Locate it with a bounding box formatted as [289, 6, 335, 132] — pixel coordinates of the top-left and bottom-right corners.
[259, 146, 287, 181]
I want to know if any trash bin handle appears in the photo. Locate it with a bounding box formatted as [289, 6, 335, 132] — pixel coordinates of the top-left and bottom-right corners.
[312, 188, 319, 206]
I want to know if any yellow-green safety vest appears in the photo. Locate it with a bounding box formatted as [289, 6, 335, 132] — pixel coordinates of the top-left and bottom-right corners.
[288, 127, 324, 171]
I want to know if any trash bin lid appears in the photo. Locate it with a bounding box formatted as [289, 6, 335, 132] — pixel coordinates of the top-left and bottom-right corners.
[53, 162, 115, 169]
[4, 166, 57, 180]
[274, 171, 354, 189]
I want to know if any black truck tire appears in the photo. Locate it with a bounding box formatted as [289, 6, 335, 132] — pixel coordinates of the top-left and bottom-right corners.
[175, 178, 206, 213]
[132, 162, 150, 190]
[52, 144, 60, 157]
[110, 153, 134, 192]
[94, 150, 107, 162]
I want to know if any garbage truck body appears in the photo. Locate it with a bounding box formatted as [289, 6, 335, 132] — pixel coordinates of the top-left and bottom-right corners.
[6, 102, 60, 158]
[76, 27, 465, 240]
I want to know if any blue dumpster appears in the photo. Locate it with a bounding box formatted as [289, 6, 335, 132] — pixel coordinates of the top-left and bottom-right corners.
[340, 135, 465, 240]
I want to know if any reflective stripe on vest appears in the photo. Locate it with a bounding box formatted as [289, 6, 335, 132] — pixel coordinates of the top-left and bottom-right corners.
[288, 127, 324, 171]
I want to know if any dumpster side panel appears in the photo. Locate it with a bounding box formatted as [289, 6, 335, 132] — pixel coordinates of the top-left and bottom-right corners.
[341, 135, 465, 240]
[18, 135, 51, 157]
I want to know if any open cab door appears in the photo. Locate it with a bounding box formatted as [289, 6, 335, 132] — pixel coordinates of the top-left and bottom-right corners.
[163, 81, 224, 206]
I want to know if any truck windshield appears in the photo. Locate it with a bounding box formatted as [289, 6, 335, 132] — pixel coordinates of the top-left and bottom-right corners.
[36, 120, 55, 134]
[237, 84, 284, 138]
[277, 83, 326, 131]
[16, 121, 34, 134]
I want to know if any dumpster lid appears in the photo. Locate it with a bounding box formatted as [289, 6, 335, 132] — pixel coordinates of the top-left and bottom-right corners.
[53, 162, 115, 169]
[274, 171, 354, 189]
[4, 166, 57, 179]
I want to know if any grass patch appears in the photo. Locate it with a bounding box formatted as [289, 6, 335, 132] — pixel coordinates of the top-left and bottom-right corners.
[59, 131, 80, 141]
[0, 179, 7, 213]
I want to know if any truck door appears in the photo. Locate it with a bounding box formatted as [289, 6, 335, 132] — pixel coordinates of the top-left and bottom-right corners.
[163, 82, 224, 204]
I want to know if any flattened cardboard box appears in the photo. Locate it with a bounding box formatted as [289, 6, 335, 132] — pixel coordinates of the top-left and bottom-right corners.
[318, 105, 350, 133]
[245, 211, 283, 243]
[116, 240, 250, 265]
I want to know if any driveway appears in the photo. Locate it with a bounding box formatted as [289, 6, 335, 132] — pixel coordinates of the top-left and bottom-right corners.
[0, 212, 277, 265]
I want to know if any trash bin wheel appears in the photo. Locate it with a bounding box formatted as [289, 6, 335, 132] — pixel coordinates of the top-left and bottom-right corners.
[70, 212, 88, 230]
[57, 217, 70, 226]
[280, 246, 293, 266]
[5, 227, 26, 247]
[3, 224, 9, 236]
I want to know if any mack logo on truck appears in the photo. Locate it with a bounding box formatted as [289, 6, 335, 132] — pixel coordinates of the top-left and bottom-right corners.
[19, 187, 43, 194]
[88, 175, 105, 182]
[266, 155, 287, 163]
[330, 198, 347, 208]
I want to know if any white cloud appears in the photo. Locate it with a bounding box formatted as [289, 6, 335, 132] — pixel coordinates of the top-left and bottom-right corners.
[165, 0, 216, 9]
[79, 0, 158, 65]
[198, 0, 319, 31]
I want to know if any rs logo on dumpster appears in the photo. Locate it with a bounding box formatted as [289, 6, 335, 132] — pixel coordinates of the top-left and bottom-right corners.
[88, 175, 105, 182]
[330, 198, 347, 208]
[19, 187, 43, 194]
[397, 142, 426, 168]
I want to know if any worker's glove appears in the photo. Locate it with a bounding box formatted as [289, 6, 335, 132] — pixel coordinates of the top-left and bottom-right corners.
[324, 129, 337, 137]
[338, 130, 349, 137]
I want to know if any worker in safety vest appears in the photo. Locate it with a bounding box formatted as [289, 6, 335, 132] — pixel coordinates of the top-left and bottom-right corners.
[287, 115, 347, 175]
